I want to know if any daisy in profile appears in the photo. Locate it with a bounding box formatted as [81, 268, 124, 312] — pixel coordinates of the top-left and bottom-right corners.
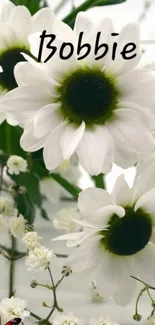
[53, 161, 155, 306]
[1, 13, 155, 174]
[0, 1, 55, 124]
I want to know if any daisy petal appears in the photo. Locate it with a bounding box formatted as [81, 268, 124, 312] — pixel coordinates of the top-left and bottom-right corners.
[114, 274, 135, 306]
[94, 205, 125, 227]
[112, 174, 131, 206]
[32, 8, 56, 33]
[78, 187, 112, 219]
[9, 6, 31, 44]
[14, 61, 47, 86]
[76, 125, 114, 175]
[135, 188, 155, 218]
[60, 121, 85, 159]
[74, 12, 93, 40]
[34, 103, 62, 138]
[0, 2, 15, 23]
[20, 122, 45, 151]
[43, 122, 67, 170]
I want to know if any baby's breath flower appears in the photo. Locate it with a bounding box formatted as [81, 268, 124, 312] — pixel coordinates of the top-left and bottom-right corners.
[9, 215, 27, 238]
[53, 313, 85, 325]
[7, 155, 28, 175]
[53, 208, 82, 233]
[22, 231, 41, 250]
[25, 245, 54, 272]
[89, 317, 120, 325]
[0, 296, 30, 325]
[0, 196, 17, 217]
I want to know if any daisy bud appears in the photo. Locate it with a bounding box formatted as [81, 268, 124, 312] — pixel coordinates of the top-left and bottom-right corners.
[133, 314, 142, 322]
[30, 280, 38, 288]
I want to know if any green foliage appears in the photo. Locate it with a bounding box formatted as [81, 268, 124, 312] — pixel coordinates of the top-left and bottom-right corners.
[0, 122, 26, 158]
[64, 0, 127, 27]
[10, 0, 48, 15]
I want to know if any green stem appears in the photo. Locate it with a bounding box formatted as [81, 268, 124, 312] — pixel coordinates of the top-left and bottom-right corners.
[92, 174, 105, 189]
[135, 287, 147, 315]
[63, 0, 126, 27]
[9, 236, 16, 298]
[50, 173, 81, 200]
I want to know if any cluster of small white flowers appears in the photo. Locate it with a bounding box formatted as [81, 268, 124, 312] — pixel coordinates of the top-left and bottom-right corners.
[0, 197, 17, 217]
[0, 196, 26, 238]
[7, 155, 28, 175]
[9, 215, 27, 238]
[53, 314, 119, 325]
[0, 296, 30, 324]
[22, 231, 54, 272]
[89, 317, 120, 325]
[53, 208, 82, 233]
[53, 313, 86, 325]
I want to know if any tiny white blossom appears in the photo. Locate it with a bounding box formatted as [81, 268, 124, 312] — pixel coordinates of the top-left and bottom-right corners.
[89, 282, 103, 303]
[53, 313, 86, 325]
[22, 231, 41, 250]
[53, 208, 82, 233]
[7, 156, 28, 175]
[0, 296, 30, 325]
[9, 215, 27, 238]
[89, 317, 120, 325]
[0, 197, 17, 217]
[26, 245, 54, 272]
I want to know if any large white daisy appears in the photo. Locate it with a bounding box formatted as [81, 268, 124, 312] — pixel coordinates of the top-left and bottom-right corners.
[53, 161, 155, 306]
[1, 13, 155, 174]
[0, 1, 55, 124]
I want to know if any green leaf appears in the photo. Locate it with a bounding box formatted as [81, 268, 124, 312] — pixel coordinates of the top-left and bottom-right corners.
[0, 122, 26, 158]
[64, 0, 127, 27]
[10, 0, 48, 15]
[14, 191, 35, 224]
[50, 173, 81, 200]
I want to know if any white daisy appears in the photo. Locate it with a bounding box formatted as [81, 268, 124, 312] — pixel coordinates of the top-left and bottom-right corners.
[53, 162, 155, 306]
[0, 1, 56, 124]
[1, 14, 155, 174]
[7, 155, 28, 175]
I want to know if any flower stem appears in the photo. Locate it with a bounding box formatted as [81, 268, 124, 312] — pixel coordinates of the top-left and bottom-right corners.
[92, 174, 105, 189]
[135, 287, 147, 315]
[9, 235, 16, 298]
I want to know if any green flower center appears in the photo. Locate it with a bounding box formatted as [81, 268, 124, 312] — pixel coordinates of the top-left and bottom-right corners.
[100, 208, 152, 256]
[0, 48, 30, 91]
[57, 68, 119, 126]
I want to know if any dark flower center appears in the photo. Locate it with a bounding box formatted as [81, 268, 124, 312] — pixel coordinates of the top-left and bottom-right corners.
[0, 48, 30, 91]
[100, 208, 152, 256]
[57, 68, 119, 126]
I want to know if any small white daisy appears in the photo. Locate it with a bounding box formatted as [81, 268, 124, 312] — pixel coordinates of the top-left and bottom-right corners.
[53, 161, 155, 305]
[7, 155, 28, 175]
[0, 296, 30, 325]
[1, 14, 155, 174]
[25, 245, 54, 272]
